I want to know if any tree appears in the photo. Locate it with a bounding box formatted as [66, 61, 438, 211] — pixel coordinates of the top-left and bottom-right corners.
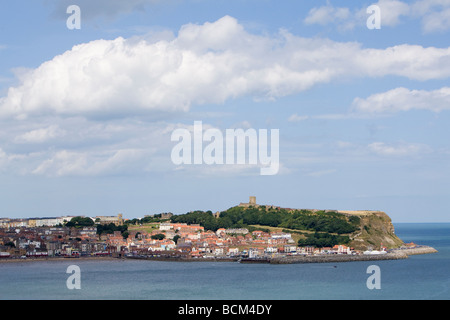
[66, 216, 94, 228]
[4, 241, 15, 248]
[96, 223, 128, 236]
[171, 205, 357, 235]
[297, 232, 350, 248]
[151, 234, 165, 240]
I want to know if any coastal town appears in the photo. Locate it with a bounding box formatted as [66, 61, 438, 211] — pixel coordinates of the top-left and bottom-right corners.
[1, 197, 435, 263]
[0, 213, 417, 262]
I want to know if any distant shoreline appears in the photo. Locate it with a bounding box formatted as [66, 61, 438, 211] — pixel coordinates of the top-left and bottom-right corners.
[0, 256, 119, 264]
[0, 246, 437, 265]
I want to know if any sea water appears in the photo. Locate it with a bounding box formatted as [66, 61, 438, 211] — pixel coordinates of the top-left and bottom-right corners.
[1, 223, 449, 300]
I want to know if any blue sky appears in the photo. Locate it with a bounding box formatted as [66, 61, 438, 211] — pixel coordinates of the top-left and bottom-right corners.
[0, 0, 450, 222]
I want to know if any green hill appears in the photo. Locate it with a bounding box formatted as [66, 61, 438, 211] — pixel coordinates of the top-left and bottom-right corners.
[170, 205, 404, 250]
[339, 210, 404, 250]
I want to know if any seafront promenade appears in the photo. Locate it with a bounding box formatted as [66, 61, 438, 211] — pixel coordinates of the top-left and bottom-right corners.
[0, 245, 437, 264]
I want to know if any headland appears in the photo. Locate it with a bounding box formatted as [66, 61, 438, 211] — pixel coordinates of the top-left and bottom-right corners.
[0, 197, 438, 264]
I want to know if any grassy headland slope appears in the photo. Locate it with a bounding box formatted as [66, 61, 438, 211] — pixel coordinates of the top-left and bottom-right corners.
[338, 210, 404, 251]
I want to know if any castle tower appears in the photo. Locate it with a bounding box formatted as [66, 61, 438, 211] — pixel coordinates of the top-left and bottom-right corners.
[249, 196, 256, 205]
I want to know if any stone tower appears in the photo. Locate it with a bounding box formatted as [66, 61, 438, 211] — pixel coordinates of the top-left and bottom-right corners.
[249, 196, 256, 205]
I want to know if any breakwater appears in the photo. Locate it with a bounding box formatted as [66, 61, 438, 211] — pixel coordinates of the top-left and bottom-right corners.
[390, 246, 438, 256]
[270, 252, 408, 264]
[270, 246, 437, 264]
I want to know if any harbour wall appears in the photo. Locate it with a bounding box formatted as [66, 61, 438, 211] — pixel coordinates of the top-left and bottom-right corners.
[270, 246, 437, 264]
[390, 246, 438, 256]
[270, 252, 408, 264]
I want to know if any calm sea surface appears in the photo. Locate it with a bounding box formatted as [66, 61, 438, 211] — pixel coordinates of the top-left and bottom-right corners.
[1, 223, 449, 300]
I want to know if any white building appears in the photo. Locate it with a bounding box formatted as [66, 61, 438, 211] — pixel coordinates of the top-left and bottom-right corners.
[159, 223, 173, 231]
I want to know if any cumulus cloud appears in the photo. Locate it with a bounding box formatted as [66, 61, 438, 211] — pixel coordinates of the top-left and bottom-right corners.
[2, 16, 450, 120]
[1, 15, 450, 178]
[352, 87, 450, 113]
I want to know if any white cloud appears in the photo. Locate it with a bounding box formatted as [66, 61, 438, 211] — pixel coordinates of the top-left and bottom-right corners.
[304, 0, 410, 29]
[368, 142, 432, 156]
[14, 125, 66, 143]
[31, 148, 149, 177]
[304, 0, 450, 32]
[372, 0, 411, 26]
[304, 4, 352, 29]
[288, 114, 309, 122]
[411, 0, 450, 32]
[0, 148, 11, 170]
[355, 45, 450, 80]
[353, 87, 450, 113]
[2, 16, 450, 120]
[420, 7, 450, 33]
[0, 117, 178, 177]
[2, 15, 450, 179]
[0, 147, 34, 174]
[0, 118, 285, 177]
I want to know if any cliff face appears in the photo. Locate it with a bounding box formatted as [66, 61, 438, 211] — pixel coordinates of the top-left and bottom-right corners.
[340, 211, 404, 251]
